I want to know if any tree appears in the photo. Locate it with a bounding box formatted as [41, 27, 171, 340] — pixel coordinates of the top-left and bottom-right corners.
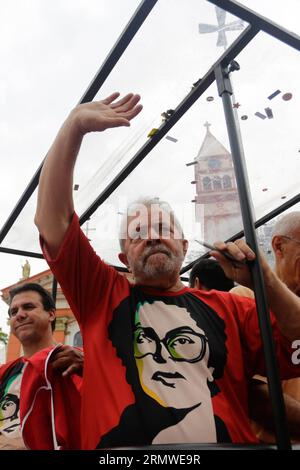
[0, 329, 8, 345]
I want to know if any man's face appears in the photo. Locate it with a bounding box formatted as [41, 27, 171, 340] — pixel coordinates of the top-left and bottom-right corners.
[120, 206, 188, 285]
[9, 291, 55, 344]
[274, 227, 300, 296]
[133, 302, 214, 409]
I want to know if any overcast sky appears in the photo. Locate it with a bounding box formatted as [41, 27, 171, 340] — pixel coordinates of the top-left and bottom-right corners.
[0, 0, 299, 333]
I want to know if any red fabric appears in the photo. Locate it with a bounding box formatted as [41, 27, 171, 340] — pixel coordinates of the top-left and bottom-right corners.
[0, 347, 82, 449]
[41, 213, 300, 449]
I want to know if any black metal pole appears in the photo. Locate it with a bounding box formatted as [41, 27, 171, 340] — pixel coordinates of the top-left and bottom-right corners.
[0, 247, 44, 258]
[214, 62, 291, 450]
[79, 0, 158, 103]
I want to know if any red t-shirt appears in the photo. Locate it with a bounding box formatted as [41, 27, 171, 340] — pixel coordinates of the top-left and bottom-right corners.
[41, 214, 299, 449]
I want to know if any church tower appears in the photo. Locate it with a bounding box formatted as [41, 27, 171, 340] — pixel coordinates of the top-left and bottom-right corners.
[192, 123, 241, 242]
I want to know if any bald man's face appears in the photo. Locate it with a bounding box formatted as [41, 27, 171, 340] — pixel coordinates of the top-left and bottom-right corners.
[273, 227, 300, 296]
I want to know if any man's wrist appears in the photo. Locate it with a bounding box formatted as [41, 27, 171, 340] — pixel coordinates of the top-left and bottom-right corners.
[63, 108, 86, 142]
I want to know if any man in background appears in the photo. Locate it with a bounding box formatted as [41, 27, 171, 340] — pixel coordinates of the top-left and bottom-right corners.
[0, 282, 83, 449]
[189, 258, 234, 292]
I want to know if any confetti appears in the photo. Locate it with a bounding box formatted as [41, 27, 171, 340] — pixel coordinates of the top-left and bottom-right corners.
[265, 107, 274, 119]
[268, 90, 281, 100]
[282, 92, 292, 101]
[165, 135, 178, 143]
[255, 112, 266, 120]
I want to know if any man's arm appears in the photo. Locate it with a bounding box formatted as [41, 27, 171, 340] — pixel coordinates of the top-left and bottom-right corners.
[35, 93, 142, 258]
[249, 379, 300, 441]
[211, 240, 300, 341]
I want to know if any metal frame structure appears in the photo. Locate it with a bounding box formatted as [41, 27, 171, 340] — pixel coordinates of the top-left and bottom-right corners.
[1, 0, 300, 450]
[210, 0, 300, 51]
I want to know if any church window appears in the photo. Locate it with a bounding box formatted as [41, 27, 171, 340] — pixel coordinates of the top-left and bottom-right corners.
[203, 176, 212, 191]
[223, 175, 232, 189]
[213, 176, 222, 190]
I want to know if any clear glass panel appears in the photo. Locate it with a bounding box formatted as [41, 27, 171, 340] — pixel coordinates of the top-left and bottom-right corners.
[72, 0, 248, 214]
[236, 0, 300, 34]
[231, 31, 300, 219]
[3, 80, 246, 271]
[0, 0, 141, 225]
[1, 188, 40, 253]
[71, 81, 244, 269]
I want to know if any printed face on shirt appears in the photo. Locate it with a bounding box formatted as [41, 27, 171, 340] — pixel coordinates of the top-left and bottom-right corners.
[120, 206, 188, 284]
[0, 394, 19, 421]
[133, 301, 214, 409]
[0, 364, 23, 439]
[9, 291, 55, 344]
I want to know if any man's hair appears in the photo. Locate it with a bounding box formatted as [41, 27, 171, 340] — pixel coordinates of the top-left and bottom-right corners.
[273, 211, 300, 238]
[189, 258, 234, 292]
[119, 197, 184, 252]
[8, 283, 56, 332]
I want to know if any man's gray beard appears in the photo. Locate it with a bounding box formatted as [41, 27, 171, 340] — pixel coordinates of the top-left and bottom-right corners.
[135, 252, 183, 280]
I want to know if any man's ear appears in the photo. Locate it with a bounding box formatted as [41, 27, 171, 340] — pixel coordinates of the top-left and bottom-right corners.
[272, 235, 284, 258]
[194, 277, 201, 290]
[48, 310, 56, 325]
[182, 239, 189, 256]
[118, 252, 131, 271]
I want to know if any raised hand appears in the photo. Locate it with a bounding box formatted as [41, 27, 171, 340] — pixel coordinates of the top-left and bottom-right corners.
[35, 91, 142, 259]
[70, 92, 143, 136]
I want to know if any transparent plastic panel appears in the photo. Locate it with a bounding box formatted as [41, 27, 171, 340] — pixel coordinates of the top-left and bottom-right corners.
[72, 0, 248, 214]
[230, 31, 300, 220]
[1, 188, 41, 253]
[237, 0, 300, 35]
[0, 0, 141, 225]
[71, 81, 244, 269]
[3, 80, 246, 267]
